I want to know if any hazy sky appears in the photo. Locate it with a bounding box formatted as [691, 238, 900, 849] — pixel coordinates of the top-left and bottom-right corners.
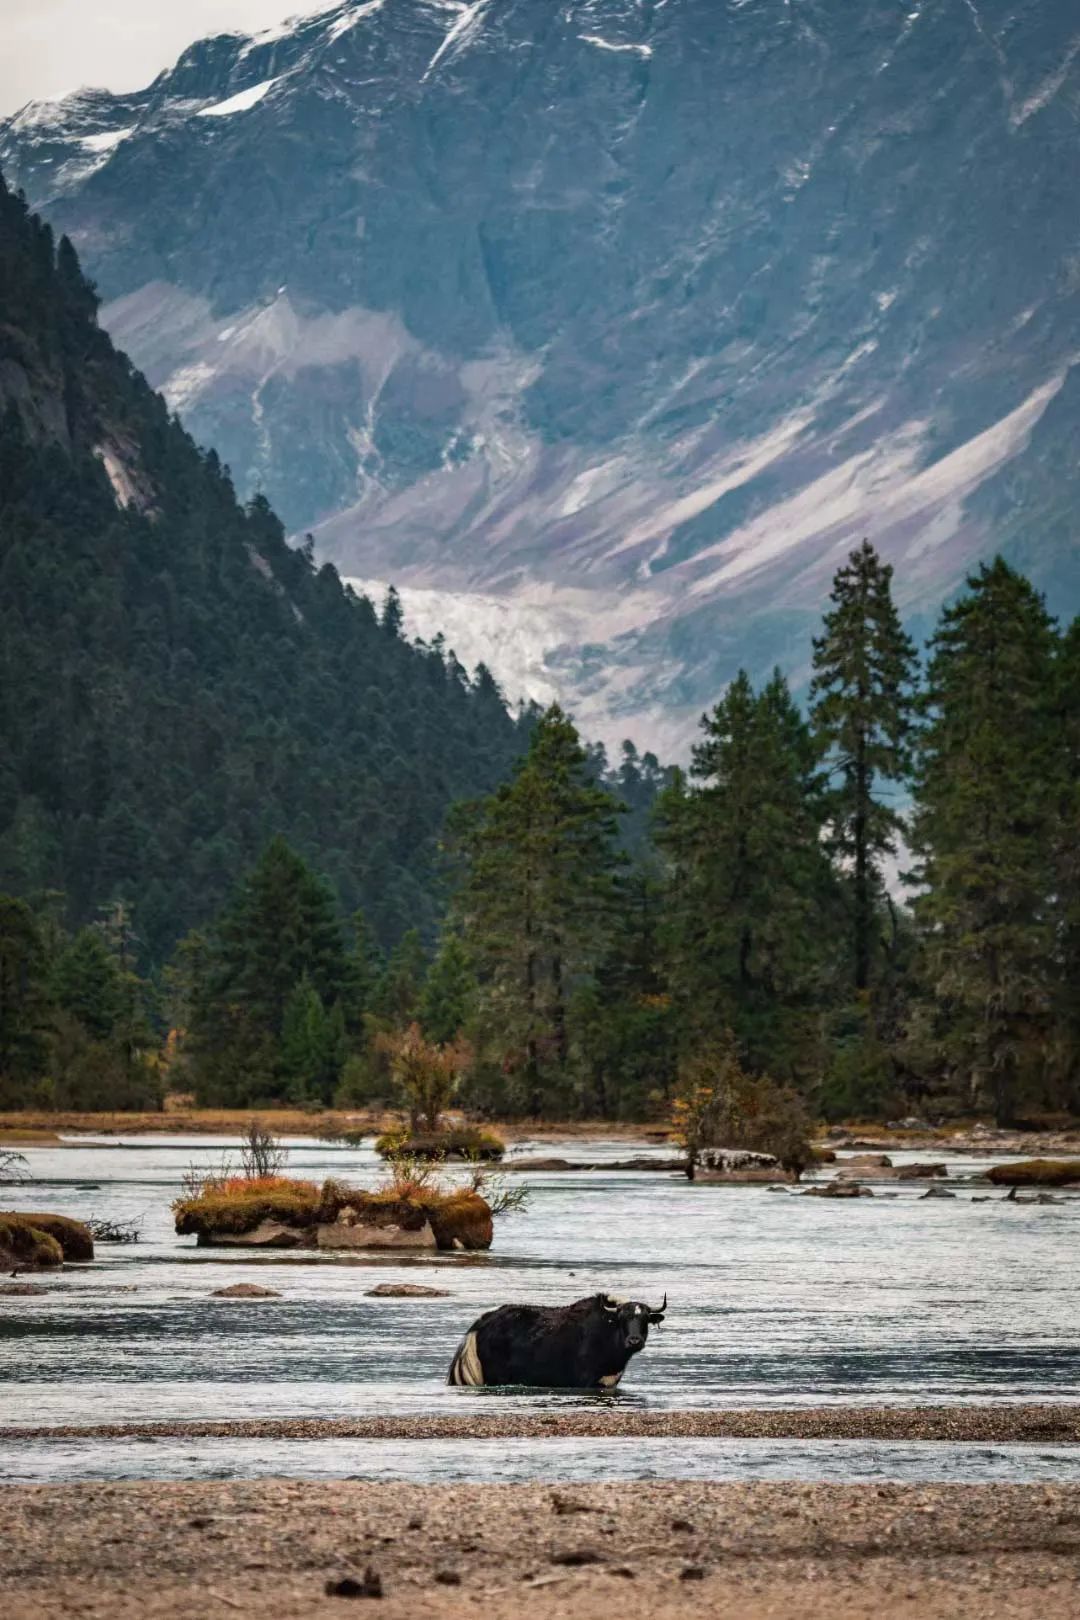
[1, 1, 338, 116]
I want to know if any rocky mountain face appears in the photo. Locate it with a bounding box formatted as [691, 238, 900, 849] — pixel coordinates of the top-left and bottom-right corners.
[0, 174, 527, 957]
[4, 0, 1078, 749]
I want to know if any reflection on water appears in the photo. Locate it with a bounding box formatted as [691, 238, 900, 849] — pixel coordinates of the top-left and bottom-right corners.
[2, 1134, 1080, 1459]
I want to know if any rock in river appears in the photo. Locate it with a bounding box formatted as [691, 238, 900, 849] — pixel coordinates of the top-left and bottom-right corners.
[211, 1283, 282, 1298]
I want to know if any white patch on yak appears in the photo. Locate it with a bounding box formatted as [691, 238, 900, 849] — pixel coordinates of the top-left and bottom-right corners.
[450, 1329, 484, 1386]
[599, 1372, 623, 1388]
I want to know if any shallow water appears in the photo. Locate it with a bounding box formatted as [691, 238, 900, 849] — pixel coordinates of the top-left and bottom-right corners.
[4, 1435, 1080, 1486]
[2, 1133, 1079, 1479]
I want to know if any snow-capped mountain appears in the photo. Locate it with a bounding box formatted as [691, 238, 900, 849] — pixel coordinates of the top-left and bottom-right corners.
[4, 0, 1078, 748]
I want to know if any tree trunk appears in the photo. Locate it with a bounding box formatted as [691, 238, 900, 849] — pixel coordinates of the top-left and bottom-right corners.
[854, 732, 870, 993]
[551, 946, 569, 1069]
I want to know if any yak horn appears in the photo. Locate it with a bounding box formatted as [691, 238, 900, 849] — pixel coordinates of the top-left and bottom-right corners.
[650, 1293, 667, 1317]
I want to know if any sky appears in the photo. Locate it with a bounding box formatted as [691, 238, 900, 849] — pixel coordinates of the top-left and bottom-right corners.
[0, 0, 338, 116]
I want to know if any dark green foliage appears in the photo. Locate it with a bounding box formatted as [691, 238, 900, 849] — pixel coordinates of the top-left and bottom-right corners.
[658, 669, 837, 1087]
[810, 540, 918, 993]
[51, 929, 125, 1041]
[185, 839, 352, 1105]
[573, 865, 677, 1120]
[0, 174, 528, 968]
[5, 173, 1080, 1125]
[0, 897, 51, 1086]
[372, 928, 427, 1027]
[343, 909, 382, 1035]
[1052, 618, 1080, 1106]
[451, 705, 625, 1114]
[419, 933, 477, 1046]
[0, 894, 161, 1110]
[910, 559, 1059, 1124]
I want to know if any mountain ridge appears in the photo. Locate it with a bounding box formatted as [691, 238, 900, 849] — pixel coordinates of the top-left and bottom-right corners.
[4, 0, 1079, 749]
[0, 169, 528, 960]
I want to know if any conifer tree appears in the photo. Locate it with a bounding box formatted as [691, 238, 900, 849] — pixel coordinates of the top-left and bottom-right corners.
[51, 928, 125, 1042]
[810, 540, 918, 992]
[452, 704, 623, 1113]
[911, 559, 1059, 1123]
[373, 928, 427, 1027]
[419, 933, 476, 1045]
[574, 863, 677, 1119]
[280, 975, 347, 1103]
[380, 585, 404, 638]
[0, 896, 51, 1090]
[342, 908, 382, 1035]
[1051, 616, 1080, 1101]
[186, 837, 349, 1102]
[658, 669, 834, 1084]
[214, 837, 348, 1034]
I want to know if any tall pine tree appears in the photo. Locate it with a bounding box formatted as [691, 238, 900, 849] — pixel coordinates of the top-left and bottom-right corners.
[451, 705, 622, 1114]
[810, 540, 918, 993]
[186, 837, 350, 1103]
[911, 559, 1058, 1124]
[658, 669, 836, 1085]
[1051, 616, 1080, 1103]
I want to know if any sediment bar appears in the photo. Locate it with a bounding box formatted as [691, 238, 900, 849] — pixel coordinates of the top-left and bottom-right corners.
[5, 1479, 1080, 1619]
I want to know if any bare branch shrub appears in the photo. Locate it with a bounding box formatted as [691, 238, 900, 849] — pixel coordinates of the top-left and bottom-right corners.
[0, 1148, 30, 1184]
[86, 1216, 142, 1244]
[240, 1118, 288, 1180]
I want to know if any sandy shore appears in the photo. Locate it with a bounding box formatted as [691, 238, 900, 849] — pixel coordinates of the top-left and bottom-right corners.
[4, 1403, 1080, 1445]
[4, 1479, 1080, 1619]
[0, 1110, 671, 1143]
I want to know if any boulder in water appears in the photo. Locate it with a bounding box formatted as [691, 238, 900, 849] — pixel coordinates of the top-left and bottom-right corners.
[2, 1212, 93, 1261]
[365, 1283, 451, 1297]
[802, 1182, 874, 1199]
[211, 1283, 282, 1298]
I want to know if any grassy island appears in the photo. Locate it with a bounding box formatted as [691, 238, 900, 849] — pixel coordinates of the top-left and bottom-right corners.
[173, 1173, 494, 1251]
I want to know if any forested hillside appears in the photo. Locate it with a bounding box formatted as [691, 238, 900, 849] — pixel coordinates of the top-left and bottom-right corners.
[0, 173, 529, 961]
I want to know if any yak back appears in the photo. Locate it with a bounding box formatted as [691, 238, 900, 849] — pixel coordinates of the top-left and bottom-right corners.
[471, 1293, 630, 1388]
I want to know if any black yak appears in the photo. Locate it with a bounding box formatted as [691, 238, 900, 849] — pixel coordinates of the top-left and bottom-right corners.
[447, 1292, 667, 1388]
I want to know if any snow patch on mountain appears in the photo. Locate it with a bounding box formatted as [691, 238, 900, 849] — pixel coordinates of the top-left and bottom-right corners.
[1010, 33, 1080, 127]
[237, 1, 343, 55]
[325, 0, 387, 43]
[422, 0, 494, 82]
[79, 128, 133, 153]
[343, 572, 675, 751]
[579, 36, 653, 58]
[197, 80, 279, 118]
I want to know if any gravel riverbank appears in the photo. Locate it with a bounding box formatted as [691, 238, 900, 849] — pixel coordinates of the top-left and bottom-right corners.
[4, 1404, 1079, 1445]
[4, 1479, 1080, 1619]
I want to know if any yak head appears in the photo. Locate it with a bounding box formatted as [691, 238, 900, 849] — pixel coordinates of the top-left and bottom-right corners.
[598, 1292, 667, 1357]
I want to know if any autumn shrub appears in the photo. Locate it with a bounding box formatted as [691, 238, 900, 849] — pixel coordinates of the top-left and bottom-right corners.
[173, 1174, 322, 1238]
[174, 1155, 516, 1250]
[673, 1033, 813, 1177]
[376, 1023, 472, 1133]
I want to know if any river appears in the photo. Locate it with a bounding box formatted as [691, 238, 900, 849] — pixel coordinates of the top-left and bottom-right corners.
[2, 1133, 1078, 1481]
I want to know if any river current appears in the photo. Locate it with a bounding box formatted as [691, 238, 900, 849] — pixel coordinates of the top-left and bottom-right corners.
[2, 1133, 1078, 1481]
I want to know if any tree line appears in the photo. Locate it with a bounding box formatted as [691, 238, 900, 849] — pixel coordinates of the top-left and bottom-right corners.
[2, 543, 1075, 1127]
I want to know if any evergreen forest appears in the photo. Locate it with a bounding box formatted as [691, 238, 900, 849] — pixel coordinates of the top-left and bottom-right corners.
[2, 178, 1078, 1128]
